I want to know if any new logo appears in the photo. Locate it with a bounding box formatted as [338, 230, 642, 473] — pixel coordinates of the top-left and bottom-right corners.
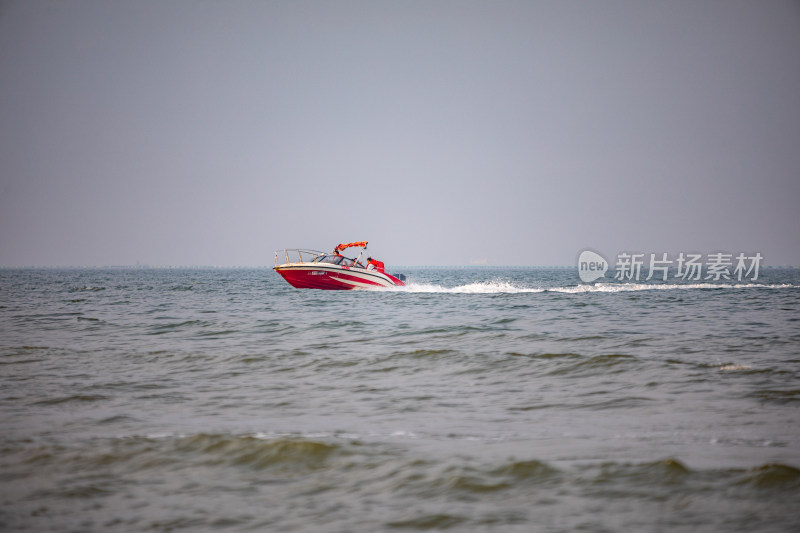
[578, 250, 608, 283]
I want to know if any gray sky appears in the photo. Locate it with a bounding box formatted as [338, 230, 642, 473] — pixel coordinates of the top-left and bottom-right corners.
[1, 0, 799, 266]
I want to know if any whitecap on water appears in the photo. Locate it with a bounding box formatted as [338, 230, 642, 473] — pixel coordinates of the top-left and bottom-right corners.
[719, 364, 752, 371]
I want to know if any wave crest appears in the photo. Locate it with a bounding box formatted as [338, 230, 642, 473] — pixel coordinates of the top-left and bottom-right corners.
[174, 434, 341, 470]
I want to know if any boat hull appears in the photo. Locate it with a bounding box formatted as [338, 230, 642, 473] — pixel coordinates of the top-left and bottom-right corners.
[274, 264, 404, 290]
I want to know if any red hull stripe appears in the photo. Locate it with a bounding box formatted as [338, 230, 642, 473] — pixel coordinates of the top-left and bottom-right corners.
[275, 265, 401, 290]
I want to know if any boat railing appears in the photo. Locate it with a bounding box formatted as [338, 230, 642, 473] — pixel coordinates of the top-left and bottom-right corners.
[274, 249, 327, 267]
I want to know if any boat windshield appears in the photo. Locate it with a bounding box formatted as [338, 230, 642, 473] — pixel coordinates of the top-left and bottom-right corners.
[317, 254, 344, 265]
[316, 254, 363, 267]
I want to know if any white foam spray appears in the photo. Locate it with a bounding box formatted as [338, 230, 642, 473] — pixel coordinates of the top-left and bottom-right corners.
[388, 281, 798, 294]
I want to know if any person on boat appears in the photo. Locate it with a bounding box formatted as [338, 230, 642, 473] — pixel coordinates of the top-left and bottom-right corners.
[366, 257, 385, 273]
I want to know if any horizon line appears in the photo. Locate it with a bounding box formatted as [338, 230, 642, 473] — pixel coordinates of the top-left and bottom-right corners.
[1, 264, 799, 270]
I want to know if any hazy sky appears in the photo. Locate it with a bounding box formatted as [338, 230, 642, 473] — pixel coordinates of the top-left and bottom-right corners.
[1, 0, 798, 266]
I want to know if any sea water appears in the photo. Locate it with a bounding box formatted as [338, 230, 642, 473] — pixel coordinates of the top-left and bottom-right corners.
[1, 267, 799, 532]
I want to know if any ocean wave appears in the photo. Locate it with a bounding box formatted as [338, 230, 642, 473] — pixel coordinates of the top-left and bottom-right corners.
[750, 388, 800, 404]
[33, 394, 109, 405]
[736, 463, 800, 489]
[386, 513, 468, 530]
[9, 433, 797, 488]
[4, 432, 800, 532]
[173, 434, 342, 471]
[68, 286, 106, 292]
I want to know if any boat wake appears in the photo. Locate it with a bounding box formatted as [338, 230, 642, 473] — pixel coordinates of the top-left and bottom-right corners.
[390, 281, 799, 294]
[391, 281, 542, 294]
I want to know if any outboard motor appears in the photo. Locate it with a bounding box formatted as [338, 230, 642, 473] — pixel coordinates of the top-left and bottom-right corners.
[395, 273, 406, 282]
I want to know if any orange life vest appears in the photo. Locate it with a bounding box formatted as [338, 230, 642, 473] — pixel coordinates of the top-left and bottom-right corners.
[368, 259, 385, 273]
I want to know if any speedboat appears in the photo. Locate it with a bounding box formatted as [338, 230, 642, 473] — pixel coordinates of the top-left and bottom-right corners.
[274, 241, 406, 290]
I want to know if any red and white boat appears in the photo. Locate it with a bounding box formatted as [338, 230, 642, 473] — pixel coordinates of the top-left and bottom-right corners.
[274, 241, 406, 290]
